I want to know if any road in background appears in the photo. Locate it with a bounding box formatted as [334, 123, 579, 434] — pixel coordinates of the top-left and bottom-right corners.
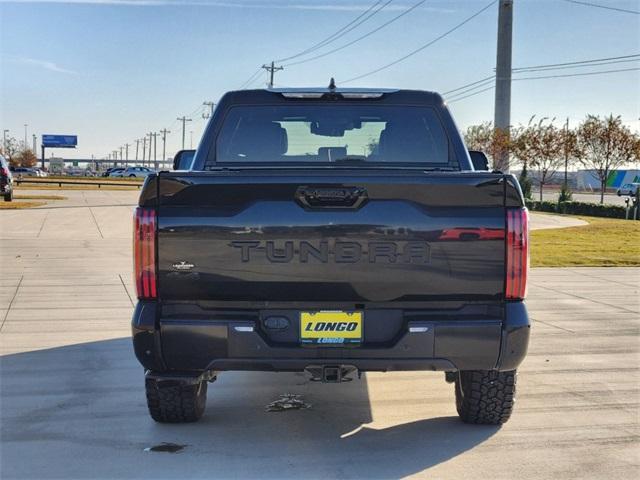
[1, 190, 638, 479]
[535, 190, 631, 206]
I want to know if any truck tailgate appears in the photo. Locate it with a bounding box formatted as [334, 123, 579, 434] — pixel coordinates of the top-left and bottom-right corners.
[155, 170, 519, 303]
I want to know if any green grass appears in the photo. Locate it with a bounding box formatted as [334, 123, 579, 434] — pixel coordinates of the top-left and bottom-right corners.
[531, 216, 640, 267]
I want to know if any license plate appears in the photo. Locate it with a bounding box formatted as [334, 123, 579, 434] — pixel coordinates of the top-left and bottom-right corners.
[300, 311, 362, 345]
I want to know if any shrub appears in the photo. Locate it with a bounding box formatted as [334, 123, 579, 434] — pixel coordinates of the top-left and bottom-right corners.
[518, 164, 533, 200]
[558, 183, 573, 203]
[525, 200, 630, 219]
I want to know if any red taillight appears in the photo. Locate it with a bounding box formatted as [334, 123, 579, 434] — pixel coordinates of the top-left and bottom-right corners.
[506, 207, 529, 300]
[134, 207, 157, 299]
[1, 167, 8, 177]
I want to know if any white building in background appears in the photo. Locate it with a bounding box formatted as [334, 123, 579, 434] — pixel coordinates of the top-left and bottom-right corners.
[577, 170, 640, 191]
[48, 158, 65, 175]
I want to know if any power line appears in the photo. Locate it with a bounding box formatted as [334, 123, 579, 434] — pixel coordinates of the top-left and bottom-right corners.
[238, 68, 263, 89]
[442, 75, 495, 95]
[445, 77, 496, 99]
[341, 0, 498, 84]
[448, 85, 495, 103]
[444, 54, 640, 97]
[275, 0, 389, 63]
[512, 66, 640, 81]
[447, 66, 640, 103]
[561, 0, 639, 15]
[512, 53, 640, 72]
[512, 57, 640, 73]
[283, 0, 426, 68]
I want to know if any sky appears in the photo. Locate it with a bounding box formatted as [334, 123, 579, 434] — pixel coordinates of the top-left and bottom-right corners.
[1, 0, 639, 161]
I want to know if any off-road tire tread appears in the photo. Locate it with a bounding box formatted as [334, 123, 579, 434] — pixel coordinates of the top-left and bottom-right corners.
[145, 378, 207, 423]
[455, 369, 516, 425]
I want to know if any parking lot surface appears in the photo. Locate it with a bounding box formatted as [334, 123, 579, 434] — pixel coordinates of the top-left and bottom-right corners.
[1, 190, 638, 479]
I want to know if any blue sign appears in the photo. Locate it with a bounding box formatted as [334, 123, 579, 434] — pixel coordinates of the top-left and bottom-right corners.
[42, 135, 77, 148]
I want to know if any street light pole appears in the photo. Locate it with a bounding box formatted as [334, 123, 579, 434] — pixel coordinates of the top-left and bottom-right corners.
[24, 124, 28, 150]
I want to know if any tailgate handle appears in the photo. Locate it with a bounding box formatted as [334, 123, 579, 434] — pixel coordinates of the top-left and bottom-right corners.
[296, 186, 368, 210]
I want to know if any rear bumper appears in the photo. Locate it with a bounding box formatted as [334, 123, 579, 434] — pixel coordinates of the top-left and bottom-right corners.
[132, 301, 530, 374]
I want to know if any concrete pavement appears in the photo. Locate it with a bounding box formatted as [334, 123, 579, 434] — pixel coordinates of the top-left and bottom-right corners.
[0, 190, 638, 479]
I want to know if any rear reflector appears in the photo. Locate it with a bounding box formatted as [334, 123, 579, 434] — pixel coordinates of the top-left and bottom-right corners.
[506, 207, 529, 300]
[134, 207, 157, 299]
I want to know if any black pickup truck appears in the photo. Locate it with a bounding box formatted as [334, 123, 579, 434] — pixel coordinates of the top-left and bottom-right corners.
[132, 86, 530, 425]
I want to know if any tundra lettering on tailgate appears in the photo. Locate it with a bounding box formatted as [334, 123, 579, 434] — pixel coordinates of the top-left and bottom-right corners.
[230, 240, 430, 264]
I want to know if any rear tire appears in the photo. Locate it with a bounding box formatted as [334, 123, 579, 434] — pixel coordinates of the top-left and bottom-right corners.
[145, 377, 208, 423]
[455, 369, 516, 425]
[4, 190, 12, 202]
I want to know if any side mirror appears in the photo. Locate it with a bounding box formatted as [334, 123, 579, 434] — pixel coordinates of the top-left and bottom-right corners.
[172, 150, 196, 170]
[469, 150, 490, 171]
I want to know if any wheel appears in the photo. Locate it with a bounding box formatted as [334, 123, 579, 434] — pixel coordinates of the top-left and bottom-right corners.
[4, 190, 12, 202]
[145, 377, 208, 423]
[129, 174, 136, 177]
[454, 370, 516, 425]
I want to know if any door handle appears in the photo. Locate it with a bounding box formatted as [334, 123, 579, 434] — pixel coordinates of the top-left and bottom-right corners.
[295, 186, 368, 210]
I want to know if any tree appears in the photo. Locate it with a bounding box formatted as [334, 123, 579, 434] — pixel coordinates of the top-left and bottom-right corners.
[13, 149, 38, 168]
[0, 136, 21, 164]
[464, 122, 511, 171]
[512, 118, 565, 202]
[576, 115, 640, 204]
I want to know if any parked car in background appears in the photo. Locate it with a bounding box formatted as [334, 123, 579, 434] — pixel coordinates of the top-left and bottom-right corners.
[103, 167, 122, 177]
[12, 167, 38, 177]
[33, 167, 48, 177]
[114, 166, 154, 178]
[616, 183, 640, 196]
[0, 155, 13, 201]
[107, 168, 126, 177]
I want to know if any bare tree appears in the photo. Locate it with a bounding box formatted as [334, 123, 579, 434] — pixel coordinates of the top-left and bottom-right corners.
[464, 122, 510, 171]
[576, 115, 640, 204]
[513, 118, 565, 202]
[0, 136, 20, 164]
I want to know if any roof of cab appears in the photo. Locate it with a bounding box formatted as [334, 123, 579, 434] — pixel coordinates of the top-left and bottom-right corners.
[220, 87, 445, 105]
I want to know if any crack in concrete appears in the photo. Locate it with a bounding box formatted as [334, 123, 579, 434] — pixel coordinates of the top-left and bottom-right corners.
[0, 275, 24, 332]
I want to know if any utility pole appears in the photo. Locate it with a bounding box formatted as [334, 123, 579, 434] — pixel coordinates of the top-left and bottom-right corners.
[493, 0, 513, 172]
[202, 101, 215, 119]
[32, 134, 37, 153]
[262, 61, 284, 88]
[147, 132, 154, 167]
[190, 130, 193, 149]
[177, 116, 192, 149]
[24, 124, 28, 150]
[125, 143, 130, 162]
[159, 128, 170, 161]
[152, 132, 158, 170]
[564, 117, 569, 188]
[119, 146, 123, 163]
[135, 139, 140, 163]
[142, 137, 147, 167]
